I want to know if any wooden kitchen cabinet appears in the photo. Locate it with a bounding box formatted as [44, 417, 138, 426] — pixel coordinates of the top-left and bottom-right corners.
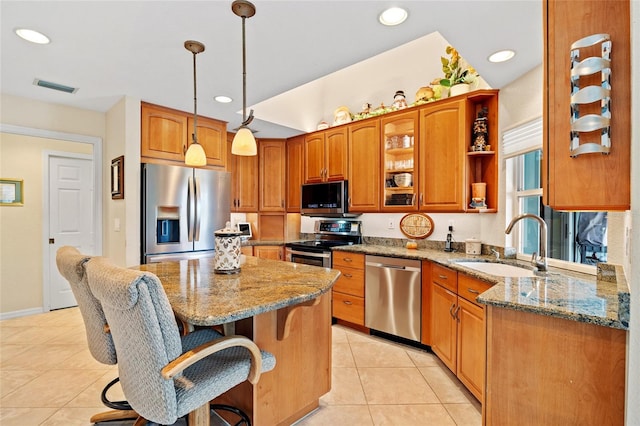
[259, 139, 286, 212]
[418, 99, 467, 212]
[286, 135, 304, 212]
[141, 102, 188, 162]
[141, 102, 227, 169]
[228, 133, 258, 212]
[429, 262, 488, 401]
[347, 120, 380, 212]
[381, 111, 419, 211]
[188, 115, 226, 169]
[331, 251, 365, 327]
[304, 128, 348, 183]
[543, 0, 630, 210]
[253, 245, 283, 261]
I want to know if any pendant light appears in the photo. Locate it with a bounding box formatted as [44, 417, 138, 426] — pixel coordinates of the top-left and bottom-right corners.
[231, 0, 257, 156]
[184, 40, 207, 167]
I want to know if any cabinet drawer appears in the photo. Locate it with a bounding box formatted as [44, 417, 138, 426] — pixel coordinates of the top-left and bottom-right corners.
[332, 292, 365, 325]
[432, 263, 458, 293]
[458, 274, 491, 306]
[333, 267, 365, 297]
[332, 252, 365, 269]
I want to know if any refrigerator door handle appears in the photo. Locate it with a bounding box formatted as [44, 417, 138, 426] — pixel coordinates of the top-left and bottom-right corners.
[187, 176, 195, 242]
[194, 176, 201, 241]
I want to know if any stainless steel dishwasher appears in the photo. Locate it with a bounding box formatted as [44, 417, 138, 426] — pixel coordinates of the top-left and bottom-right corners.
[365, 255, 421, 342]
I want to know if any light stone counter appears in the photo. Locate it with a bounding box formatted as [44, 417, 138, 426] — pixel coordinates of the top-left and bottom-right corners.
[332, 244, 629, 330]
[137, 255, 340, 327]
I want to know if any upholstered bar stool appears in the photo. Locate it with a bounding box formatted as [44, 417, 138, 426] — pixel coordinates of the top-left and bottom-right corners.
[85, 256, 275, 426]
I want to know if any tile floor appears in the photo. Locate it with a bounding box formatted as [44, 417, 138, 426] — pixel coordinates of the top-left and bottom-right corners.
[0, 307, 481, 425]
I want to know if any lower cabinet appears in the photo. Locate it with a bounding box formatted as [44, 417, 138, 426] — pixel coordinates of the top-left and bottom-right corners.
[331, 251, 365, 326]
[430, 262, 489, 402]
[253, 245, 283, 261]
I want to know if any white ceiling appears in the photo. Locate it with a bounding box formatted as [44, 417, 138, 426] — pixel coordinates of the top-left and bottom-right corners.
[0, 1, 542, 139]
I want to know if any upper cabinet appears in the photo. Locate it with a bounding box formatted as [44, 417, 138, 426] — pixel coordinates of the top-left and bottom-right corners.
[347, 120, 380, 212]
[259, 139, 286, 212]
[141, 102, 227, 169]
[543, 0, 630, 210]
[304, 128, 348, 183]
[228, 133, 258, 212]
[286, 135, 305, 212]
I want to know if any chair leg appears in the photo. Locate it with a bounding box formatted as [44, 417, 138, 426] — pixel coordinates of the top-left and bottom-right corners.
[89, 409, 138, 423]
[210, 404, 251, 426]
[187, 403, 211, 426]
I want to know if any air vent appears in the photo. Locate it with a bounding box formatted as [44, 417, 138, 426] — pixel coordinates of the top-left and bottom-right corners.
[33, 78, 78, 94]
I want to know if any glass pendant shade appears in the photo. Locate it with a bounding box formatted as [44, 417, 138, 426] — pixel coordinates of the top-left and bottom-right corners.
[185, 142, 207, 166]
[231, 127, 257, 156]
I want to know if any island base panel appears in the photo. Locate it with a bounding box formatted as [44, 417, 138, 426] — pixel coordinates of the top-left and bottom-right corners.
[215, 294, 332, 426]
[485, 306, 626, 426]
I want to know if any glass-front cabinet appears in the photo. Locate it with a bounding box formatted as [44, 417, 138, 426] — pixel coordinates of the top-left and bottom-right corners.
[381, 111, 419, 211]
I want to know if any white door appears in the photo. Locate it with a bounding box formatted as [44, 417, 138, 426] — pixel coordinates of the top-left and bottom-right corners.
[48, 155, 95, 310]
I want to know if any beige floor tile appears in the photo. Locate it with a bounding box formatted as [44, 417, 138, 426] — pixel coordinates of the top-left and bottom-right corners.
[350, 341, 415, 367]
[46, 327, 87, 345]
[56, 347, 110, 370]
[368, 404, 457, 426]
[1, 369, 106, 408]
[332, 342, 355, 368]
[1, 344, 86, 371]
[295, 404, 373, 426]
[1, 326, 72, 345]
[40, 407, 103, 425]
[419, 366, 477, 404]
[0, 370, 43, 398]
[331, 325, 349, 344]
[0, 407, 58, 426]
[0, 344, 31, 365]
[321, 367, 367, 405]
[66, 370, 124, 408]
[344, 329, 376, 343]
[358, 367, 439, 405]
[444, 403, 482, 426]
[406, 347, 441, 367]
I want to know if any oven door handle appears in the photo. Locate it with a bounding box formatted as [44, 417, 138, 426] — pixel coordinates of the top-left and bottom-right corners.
[287, 249, 330, 259]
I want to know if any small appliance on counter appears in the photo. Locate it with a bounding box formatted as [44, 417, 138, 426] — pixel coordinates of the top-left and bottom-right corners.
[465, 238, 482, 255]
[213, 223, 243, 274]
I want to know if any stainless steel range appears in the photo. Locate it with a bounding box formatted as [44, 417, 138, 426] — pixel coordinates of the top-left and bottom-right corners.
[285, 220, 363, 267]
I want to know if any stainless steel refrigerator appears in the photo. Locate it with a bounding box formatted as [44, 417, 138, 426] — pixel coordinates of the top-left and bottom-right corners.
[141, 163, 231, 263]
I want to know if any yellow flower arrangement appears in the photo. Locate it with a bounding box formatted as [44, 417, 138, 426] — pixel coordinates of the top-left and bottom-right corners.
[439, 46, 478, 87]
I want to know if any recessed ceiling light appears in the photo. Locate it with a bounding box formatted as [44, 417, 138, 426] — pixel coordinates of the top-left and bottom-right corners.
[379, 7, 408, 26]
[214, 95, 233, 103]
[488, 49, 516, 63]
[15, 28, 50, 44]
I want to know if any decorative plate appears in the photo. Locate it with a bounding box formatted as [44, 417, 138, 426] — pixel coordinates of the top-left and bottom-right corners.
[399, 213, 434, 239]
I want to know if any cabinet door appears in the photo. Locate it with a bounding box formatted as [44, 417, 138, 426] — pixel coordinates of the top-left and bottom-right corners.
[431, 283, 457, 373]
[254, 245, 283, 261]
[325, 127, 348, 182]
[228, 134, 259, 212]
[456, 297, 485, 401]
[544, 0, 630, 211]
[286, 135, 304, 212]
[259, 139, 286, 212]
[141, 102, 187, 161]
[189, 116, 226, 169]
[419, 100, 466, 212]
[304, 132, 326, 183]
[347, 120, 380, 212]
[381, 111, 419, 211]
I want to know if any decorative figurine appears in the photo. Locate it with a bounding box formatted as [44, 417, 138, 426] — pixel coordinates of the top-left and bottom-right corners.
[472, 107, 489, 151]
[333, 106, 352, 126]
[470, 182, 487, 209]
[392, 90, 408, 110]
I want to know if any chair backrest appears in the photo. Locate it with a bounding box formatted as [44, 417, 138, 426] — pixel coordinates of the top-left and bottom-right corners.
[55, 246, 116, 365]
[85, 256, 183, 424]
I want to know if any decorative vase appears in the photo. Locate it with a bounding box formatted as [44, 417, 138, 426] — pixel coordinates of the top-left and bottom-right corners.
[450, 83, 470, 97]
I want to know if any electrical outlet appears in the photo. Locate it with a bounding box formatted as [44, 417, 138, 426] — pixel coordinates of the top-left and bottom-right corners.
[388, 219, 394, 229]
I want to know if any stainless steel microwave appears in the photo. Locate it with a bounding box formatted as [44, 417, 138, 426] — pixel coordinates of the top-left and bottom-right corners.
[300, 180, 358, 217]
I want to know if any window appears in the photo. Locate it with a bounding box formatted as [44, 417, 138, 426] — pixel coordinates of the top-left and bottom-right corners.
[504, 119, 607, 271]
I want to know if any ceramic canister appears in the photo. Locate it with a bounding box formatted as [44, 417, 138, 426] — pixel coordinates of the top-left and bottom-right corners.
[214, 228, 243, 274]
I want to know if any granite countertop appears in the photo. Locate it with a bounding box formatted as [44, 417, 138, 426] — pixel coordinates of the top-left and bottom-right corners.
[241, 239, 285, 247]
[332, 244, 629, 330]
[136, 256, 340, 327]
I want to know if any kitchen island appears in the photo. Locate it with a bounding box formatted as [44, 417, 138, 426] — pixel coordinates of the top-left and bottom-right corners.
[137, 255, 340, 426]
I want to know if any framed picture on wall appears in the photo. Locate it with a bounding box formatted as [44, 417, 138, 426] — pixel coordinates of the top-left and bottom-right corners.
[111, 156, 124, 199]
[0, 178, 24, 206]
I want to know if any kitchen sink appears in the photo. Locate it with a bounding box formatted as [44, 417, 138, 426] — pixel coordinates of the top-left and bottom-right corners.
[455, 261, 536, 277]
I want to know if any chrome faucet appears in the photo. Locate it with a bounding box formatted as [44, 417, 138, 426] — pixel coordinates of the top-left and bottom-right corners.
[505, 213, 548, 272]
